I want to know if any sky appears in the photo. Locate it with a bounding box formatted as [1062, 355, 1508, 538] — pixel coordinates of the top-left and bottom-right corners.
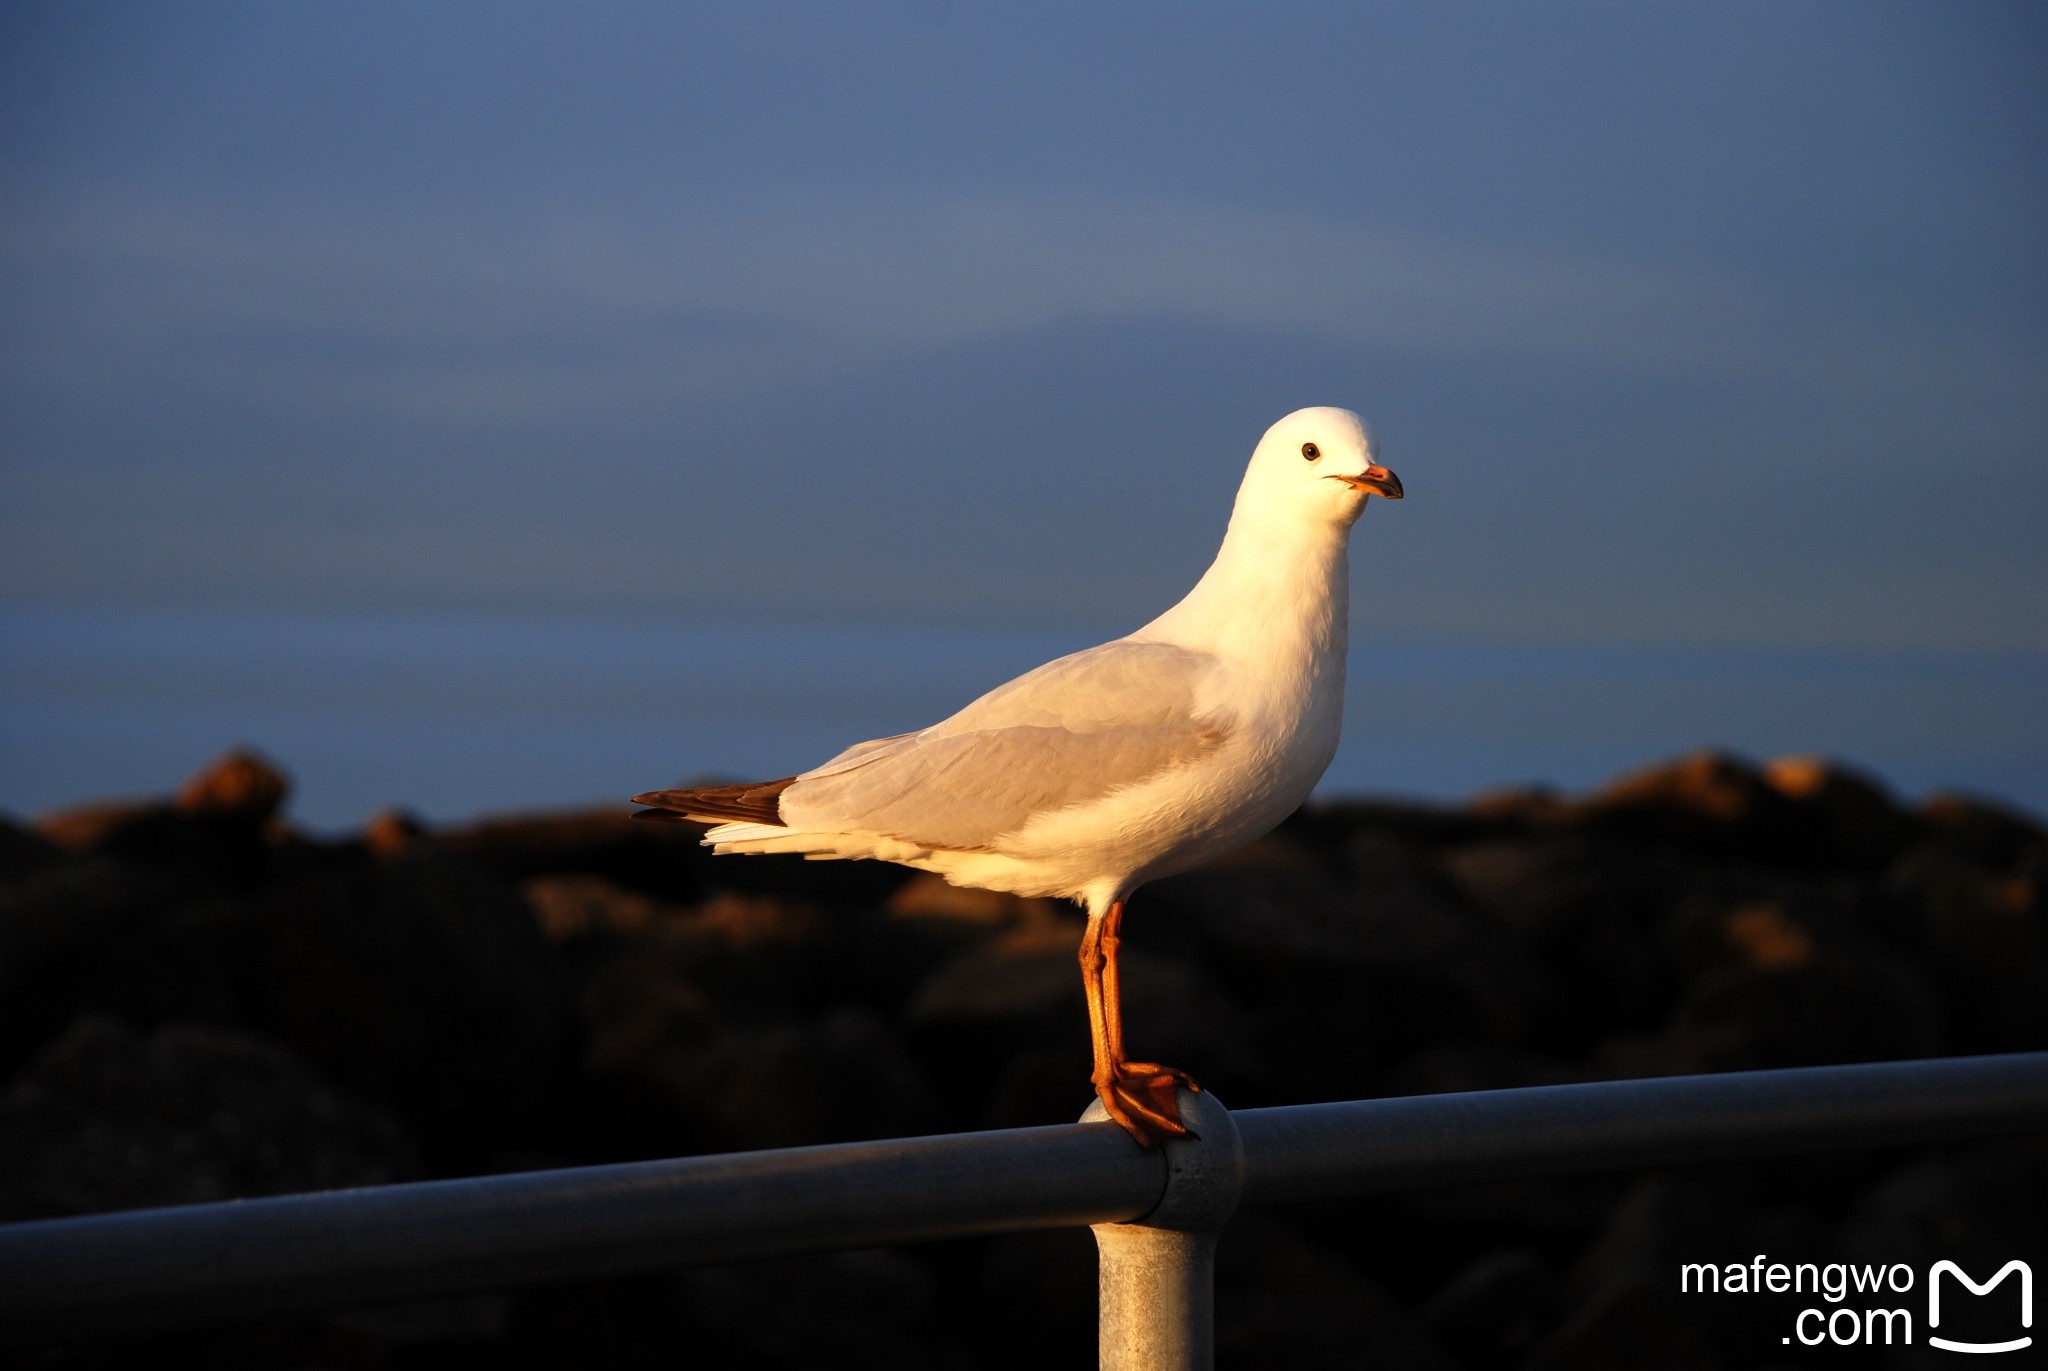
[1, 3, 2044, 821]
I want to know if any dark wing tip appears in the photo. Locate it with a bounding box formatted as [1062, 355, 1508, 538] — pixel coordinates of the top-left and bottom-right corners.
[626, 777, 797, 826]
[630, 807, 698, 824]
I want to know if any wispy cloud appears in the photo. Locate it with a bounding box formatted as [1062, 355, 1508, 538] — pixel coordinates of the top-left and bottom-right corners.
[0, 186, 1768, 417]
[5, 182, 2043, 653]
[9, 184, 2040, 439]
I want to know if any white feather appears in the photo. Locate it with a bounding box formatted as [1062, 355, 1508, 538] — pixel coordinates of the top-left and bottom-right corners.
[684, 406, 1390, 913]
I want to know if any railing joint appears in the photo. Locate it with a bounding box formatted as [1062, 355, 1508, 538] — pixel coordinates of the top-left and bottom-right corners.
[1084, 1090, 1244, 1371]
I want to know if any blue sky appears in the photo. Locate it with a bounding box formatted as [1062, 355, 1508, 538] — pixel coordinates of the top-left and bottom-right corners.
[4, 1, 2044, 647]
[1, 3, 2044, 819]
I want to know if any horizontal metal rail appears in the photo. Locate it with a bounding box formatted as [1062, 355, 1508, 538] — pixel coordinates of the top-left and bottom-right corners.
[0, 1120, 1165, 1345]
[1234, 1051, 2048, 1205]
[3, 1052, 2045, 1347]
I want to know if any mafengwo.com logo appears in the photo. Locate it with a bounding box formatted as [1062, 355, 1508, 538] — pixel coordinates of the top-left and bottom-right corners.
[1680, 1255, 2032, 1352]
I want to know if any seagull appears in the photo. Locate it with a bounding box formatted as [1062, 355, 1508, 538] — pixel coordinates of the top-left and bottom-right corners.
[633, 407, 1403, 1147]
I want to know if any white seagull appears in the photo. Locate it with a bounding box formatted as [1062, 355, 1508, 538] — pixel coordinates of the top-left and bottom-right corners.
[633, 407, 1403, 1146]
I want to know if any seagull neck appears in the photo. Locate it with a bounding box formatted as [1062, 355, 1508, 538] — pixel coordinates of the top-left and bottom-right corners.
[1141, 510, 1352, 662]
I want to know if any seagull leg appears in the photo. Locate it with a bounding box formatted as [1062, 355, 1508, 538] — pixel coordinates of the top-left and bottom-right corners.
[1102, 897, 1202, 1116]
[1081, 898, 1197, 1148]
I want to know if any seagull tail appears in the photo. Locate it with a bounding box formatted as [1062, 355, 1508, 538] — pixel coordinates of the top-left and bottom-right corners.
[630, 776, 796, 826]
[631, 778, 934, 864]
[702, 820, 935, 864]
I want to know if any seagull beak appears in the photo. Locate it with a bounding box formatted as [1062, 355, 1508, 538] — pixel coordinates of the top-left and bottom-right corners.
[1332, 464, 1404, 499]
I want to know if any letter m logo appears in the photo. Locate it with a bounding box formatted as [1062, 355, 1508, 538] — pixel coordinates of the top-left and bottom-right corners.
[1929, 1260, 2033, 1354]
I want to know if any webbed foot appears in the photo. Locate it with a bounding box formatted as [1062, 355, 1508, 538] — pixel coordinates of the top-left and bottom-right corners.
[1093, 1062, 1201, 1149]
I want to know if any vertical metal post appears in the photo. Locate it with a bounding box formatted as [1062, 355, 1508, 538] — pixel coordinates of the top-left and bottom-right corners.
[1084, 1091, 1245, 1371]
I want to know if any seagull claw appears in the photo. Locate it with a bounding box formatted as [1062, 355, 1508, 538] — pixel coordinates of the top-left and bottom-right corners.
[1095, 1063, 1201, 1150]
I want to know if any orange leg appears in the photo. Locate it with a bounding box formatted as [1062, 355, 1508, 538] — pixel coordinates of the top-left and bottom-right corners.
[1080, 898, 1199, 1148]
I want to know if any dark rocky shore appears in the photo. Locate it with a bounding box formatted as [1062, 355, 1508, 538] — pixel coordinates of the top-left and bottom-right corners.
[3, 750, 2044, 1368]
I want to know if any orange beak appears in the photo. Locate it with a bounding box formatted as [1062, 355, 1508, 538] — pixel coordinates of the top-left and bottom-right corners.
[1331, 464, 1404, 499]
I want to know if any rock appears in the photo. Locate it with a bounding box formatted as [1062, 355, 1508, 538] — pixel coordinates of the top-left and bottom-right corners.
[907, 917, 1258, 1122]
[1596, 750, 1772, 825]
[1135, 840, 1385, 1104]
[1379, 1041, 1583, 1100]
[908, 919, 1091, 1027]
[1439, 836, 1605, 935]
[1468, 783, 1577, 825]
[0, 1015, 419, 1222]
[0, 814, 63, 882]
[34, 796, 175, 854]
[424, 806, 716, 902]
[0, 856, 173, 1081]
[684, 1008, 950, 1149]
[500, 1274, 686, 1361]
[1422, 1247, 1566, 1367]
[1525, 1277, 1727, 1371]
[326, 1293, 512, 1350]
[33, 753, 295, 895]
[1588, 751, 1820, 864]
[174, 748, 290, 825]
[1138, 829, 1568, 1105]
[1334, 829, 1572, 1073]
[431, 804, 918, 907]
[1893, 846, 2039, 961]
[653, 890, 847, 1016]
[1141, 833, 1362, 969]
[1918, 792, 2048, 869]
[1762, 754, 1917, 868]
[3, 750, 2038, 1364]
[524, 872, 688, 942]
[1842, 1138, 2048, 1257]
[573, 880, 953, 1043]
[1703, 897, 1818, 971]
[671, 1248, 974, 1369]
[1214, 1211, 1461, 1369]
[239, 853, 572, 1166]
[575, 946, 719, 1148]
[362, 807, 427, 857]
[514, 1247, 975, 1370]
[1839, 1142, 2048, 1362]
[972, 1046, 1104, 1131]
[1378, 1165, 1623, 1257]
[886, 870, 1066, 927]
[569, 887, 950, 1151]
[35, 796, 265, 896]
[1666, 897, 1820, 977]
[1647, 942, 1944, 1074]
[582, 967, 948, 1151]
[1652, 883, 1945, 1075]
[686, 888, 832, 951]
[881, 874, 1068, 1012]
[1289, 795, 1529, 849]
[971, 1228, 1099, 1369]
[1547, 1175, 1835, 1369]
[1964, 957, 2048, 1054]
[1888, 838, 2045, 1053]
[1439, 834, 1672, 1035]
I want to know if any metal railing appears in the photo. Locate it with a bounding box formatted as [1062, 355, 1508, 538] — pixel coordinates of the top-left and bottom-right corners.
[3, 1053, 2046, 1366]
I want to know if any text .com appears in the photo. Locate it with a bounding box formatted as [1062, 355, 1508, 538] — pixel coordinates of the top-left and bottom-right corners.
[1679, 1256, 2033, 1352]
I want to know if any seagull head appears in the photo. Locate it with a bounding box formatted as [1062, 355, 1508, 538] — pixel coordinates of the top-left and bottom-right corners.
[1238, 406, 1403, 529]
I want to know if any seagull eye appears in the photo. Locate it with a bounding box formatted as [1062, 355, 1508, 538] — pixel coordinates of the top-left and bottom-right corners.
[1300, 442, 1320, 461]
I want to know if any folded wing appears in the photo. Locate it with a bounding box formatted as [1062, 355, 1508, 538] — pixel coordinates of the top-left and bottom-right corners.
[780, 639, 1231, 850]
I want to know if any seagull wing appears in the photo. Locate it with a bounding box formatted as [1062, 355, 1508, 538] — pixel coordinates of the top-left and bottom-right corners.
[779, 639, 1232, 851]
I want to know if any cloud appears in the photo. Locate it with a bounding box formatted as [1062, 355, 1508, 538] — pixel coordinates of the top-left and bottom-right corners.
[4, 181, 2043, 654]
[10, 181, 2041, 443]
[2, 184, 1766, 419]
